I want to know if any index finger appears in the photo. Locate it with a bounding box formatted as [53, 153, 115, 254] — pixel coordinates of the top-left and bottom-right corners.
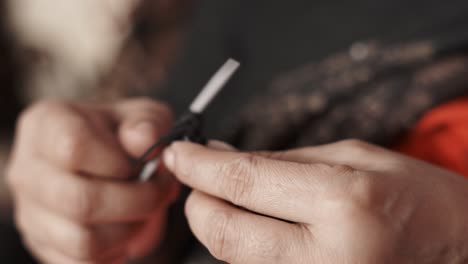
[17, 101, 132, 179]
[164, 142, 350, 223]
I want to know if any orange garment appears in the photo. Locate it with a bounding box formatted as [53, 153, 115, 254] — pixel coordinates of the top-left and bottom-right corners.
[397, 97, 468, 177]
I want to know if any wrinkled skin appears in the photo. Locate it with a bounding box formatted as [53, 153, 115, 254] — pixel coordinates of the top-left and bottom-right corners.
[164, 140, 468, 264]
[7, 98, 468, 263]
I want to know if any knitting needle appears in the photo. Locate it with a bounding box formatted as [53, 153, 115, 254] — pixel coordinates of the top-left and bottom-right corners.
[139, 58, 240, 181]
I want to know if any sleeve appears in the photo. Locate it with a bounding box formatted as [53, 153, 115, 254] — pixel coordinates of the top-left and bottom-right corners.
[396, 97, 468, 177]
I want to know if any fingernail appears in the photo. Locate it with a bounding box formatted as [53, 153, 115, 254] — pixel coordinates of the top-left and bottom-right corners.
[163, 148, 175, 171]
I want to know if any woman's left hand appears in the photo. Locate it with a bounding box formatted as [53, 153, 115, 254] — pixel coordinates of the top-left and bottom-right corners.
[163, 140, 468, 264]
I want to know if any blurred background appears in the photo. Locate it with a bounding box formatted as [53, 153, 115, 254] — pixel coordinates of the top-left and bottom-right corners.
[4, 0, 468, 263]
[0, 0, 195, 262]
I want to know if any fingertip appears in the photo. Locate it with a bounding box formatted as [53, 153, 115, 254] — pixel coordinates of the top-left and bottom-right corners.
[120, 120, 161, 158]
[184, 190, 203, 219]
[163, 141, 205, 173]
[184, 191, 223, 219]
[162, 148, 175, 172]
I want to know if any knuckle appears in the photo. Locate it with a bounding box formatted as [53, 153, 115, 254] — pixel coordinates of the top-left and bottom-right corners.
[17, 100, 62, 130]
[206, 210, 238, 262]
[20, 99, 91, 170]
[347, 174, 380, 210]
[19, 100, 72, 129]
[217, 154, 258, 206]
[319, 165, 379, 211]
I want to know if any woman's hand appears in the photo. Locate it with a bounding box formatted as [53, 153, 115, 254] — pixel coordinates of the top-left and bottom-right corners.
[7, 98, 179, 263]
[164, 140, 468, 264]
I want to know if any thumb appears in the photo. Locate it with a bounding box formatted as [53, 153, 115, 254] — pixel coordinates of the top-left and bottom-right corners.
[114, 98, 173, 158]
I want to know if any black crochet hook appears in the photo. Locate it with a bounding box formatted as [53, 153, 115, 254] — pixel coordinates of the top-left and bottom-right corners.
[136, 58, 240, 181]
